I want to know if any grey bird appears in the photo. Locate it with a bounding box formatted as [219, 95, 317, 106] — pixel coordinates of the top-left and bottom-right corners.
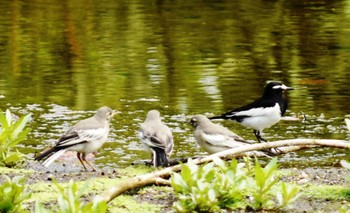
[35, 106, 116, 171]
[190, 114, 267, 155]
[139, 110, 174, 167]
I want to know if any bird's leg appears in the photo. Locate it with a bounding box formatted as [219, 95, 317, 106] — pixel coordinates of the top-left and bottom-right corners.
[77, 153, 88, 171]
[82, 153, 97, 172]
[254, 130, 267, 143]
[253, 130, 281, 155]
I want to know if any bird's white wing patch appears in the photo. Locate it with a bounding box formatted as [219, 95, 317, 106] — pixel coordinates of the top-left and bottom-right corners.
[78, 128, 108, 141]
[234, 103, 280, 117]
[201, 133, 238, 148]
[57, 128, 108, 147]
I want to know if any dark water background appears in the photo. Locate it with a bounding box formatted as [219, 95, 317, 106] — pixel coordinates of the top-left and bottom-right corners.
[1, 0, 350, 169]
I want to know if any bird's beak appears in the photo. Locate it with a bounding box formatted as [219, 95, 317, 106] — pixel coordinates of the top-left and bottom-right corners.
[188, 119, 197, 128]
[187, 119, 193, 125]
[112, 110, 119, 116]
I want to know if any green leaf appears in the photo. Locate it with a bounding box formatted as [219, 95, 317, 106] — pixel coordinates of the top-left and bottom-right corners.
[3, 151, 24, 167]
[0, 176, 31, 213]
[171, 173, 188, 192]
[181, 163, 193, 183]
[263, 158, 278, 179]
[11, 114, 31, 140]
[0, 111, 9, 129]
[5, 109, 12, 126]
[34, 202, 52, 213]
[91, 197, 107, 213]
[208, 188, 217, 202]
[277, 182, 301, 208]
[0, 110, 31, 167]
[212, 156, 226, 169]
[254, 161, 265, 189]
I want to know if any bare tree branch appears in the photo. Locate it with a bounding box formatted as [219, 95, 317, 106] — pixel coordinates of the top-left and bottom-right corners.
[96, 139, 350, 203]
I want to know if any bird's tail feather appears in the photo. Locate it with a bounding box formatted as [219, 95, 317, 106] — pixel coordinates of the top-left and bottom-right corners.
[209, 115, 225, 120]
[210, 113, 244, 122]
[35, 147, 56, 161]
[42, 149, 66, 167]
[152, 147, 169, 167]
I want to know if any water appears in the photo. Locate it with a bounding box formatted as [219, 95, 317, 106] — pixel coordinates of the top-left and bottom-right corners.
[0, 0, 350, 169]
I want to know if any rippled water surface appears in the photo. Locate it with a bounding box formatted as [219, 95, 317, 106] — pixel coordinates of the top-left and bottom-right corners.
[1, 0, 350, 169]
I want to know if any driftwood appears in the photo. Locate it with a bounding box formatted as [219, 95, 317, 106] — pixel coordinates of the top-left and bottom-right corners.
[96, 139, 350, 203]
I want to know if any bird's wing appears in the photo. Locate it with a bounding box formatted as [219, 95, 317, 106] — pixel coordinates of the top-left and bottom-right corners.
[55, 127, 107, 148]
[200, 132, 245, 149]
[140, 131, 167, 149]
[227, 99, 280, 118]
[165, 135, 174, 156]
[139, 123, 170, 150]
[211, 98, 279, 120]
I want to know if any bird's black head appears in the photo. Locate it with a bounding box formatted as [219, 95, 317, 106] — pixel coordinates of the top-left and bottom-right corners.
[263, 82, 293, 98]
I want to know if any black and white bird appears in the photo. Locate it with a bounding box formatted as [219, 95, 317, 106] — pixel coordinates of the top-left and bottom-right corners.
[35, 106, 116, 171]
[210, 81, 293, 143]
[190, 115, 268, 156]
[139, 110, 174, 167]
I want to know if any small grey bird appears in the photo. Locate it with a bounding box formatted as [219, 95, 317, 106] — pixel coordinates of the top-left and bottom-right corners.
[139, 110, 174, 167]
[190, 114, 266, 155]
[35, 106, 116, 171]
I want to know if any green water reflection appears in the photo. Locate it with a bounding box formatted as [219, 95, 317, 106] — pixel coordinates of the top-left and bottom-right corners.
[0, 0, 350, 168]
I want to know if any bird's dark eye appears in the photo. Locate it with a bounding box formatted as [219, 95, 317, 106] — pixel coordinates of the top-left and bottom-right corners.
[190, 118, 197, 126]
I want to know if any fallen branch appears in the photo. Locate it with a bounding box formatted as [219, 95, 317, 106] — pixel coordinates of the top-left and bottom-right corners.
[96, 138, 350, 203]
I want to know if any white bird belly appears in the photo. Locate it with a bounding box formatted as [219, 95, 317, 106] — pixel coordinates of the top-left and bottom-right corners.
[239, 104, 282, 130]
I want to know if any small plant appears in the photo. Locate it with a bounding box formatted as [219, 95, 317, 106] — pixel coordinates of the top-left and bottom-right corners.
[251, 158, 279, 209]
[171, 157, 301, 212]
[0, 109, 31, 167]
[0, 176, 31, 213]
[171, 158, 219, 212]
[276, 182, 301, 209]
[35, 179, 107, 213]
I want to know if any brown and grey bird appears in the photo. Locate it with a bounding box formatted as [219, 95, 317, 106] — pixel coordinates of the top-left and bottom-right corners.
[190, 114, 267, 155]
[35, 106, 116, 171]
[139, 110, 174, 167]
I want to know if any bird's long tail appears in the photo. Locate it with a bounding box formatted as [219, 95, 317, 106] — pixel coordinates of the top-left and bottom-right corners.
[35, 147, 56, 161]
[209, 114, 225, 120]
[209, 113, 235, 120]
[42, 150, 66, 167]
[35, 147, 66, 167]
[152, 147, 169, 167]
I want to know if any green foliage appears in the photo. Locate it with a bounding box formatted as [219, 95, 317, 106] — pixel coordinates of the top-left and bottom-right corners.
[171, 157, 301, 212]
[0, 176, 31, 213]
[35, 179, 107, 213]
[276, 182, 301, 209]
[251, 158, 279, 209]
[0, 109, 31, 167]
